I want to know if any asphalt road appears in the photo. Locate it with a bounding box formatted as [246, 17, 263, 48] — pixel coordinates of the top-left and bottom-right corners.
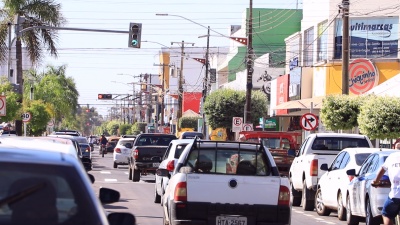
[88, 147, 360, 225]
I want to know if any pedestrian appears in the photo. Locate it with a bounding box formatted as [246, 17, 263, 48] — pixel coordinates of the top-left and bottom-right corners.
[395, 143, 400, 150]
[372, 150, 400, 225]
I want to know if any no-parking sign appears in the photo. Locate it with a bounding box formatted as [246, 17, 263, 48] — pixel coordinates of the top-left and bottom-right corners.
[0, 96, 6, 116]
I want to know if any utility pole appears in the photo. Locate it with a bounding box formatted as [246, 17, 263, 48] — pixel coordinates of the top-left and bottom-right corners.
[341, 0, 350, 95]
[202, 26, 210, 137]
[171, 41, 195, 131]
[244, 0, 254, 123]
[153, 63, 170, 130]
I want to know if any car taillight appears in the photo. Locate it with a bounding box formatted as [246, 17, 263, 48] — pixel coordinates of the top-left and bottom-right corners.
[278, 185, 290, 206]
[133, 149, 139, 160]
[85, 147, 90, 152]
[310, 159, 318, 176]
[115, 148, 121, 153]
[166, 160, 175, 171]
[174, 182, 187, 202]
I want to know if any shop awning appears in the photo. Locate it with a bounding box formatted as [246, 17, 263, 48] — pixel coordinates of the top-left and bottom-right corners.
[274, 96, 325, 110]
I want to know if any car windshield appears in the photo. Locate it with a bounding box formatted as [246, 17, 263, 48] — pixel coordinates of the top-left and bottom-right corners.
[0, 162, 100, 225]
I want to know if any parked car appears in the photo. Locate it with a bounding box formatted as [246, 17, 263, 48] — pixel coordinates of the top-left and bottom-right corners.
[0, 137, 135, 225]
[315, 147, 379, 220]
[345, 149, 397, 225]
[113, 137, 136, 168]
[79, 143, 92, 160]
[158, 139, 291, 225]
[179, 131, 204, 139]
[154, 139, 193, 204]
[289, 133, 373, 211]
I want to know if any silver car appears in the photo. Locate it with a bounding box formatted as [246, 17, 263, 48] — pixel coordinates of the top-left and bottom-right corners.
[154, 139, 193, 204]
[0, 137, 135, 225]
[113, 138, 136, 168]
[345, 149, 397, 225]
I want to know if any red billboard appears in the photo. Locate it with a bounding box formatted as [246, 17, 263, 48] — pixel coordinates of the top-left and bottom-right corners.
[276, 74, 289, 115]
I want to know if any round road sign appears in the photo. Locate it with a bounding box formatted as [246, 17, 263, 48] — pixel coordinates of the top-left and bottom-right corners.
[300, 113, 318, 131]
[22, 112, 32, 122]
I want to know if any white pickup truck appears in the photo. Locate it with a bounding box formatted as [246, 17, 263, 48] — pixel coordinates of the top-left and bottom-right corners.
[289, 133, 373, 211]
[157, 140, 292, 225]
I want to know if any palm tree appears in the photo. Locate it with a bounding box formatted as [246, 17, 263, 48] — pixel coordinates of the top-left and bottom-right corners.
[0, 0, 65, 134]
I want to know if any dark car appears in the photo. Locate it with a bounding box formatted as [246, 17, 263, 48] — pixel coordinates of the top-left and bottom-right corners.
[79, 143, 92, 160]
[180, 131, 204, 139]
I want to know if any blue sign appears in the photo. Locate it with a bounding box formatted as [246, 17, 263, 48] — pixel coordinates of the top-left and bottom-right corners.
[289, 57, 299, 70]
[335, 17, 399, 59]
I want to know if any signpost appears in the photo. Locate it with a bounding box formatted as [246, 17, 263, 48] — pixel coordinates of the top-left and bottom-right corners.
[300, 113, 318, 131]
[232, 117, 243, 132]
[242, 123, 254, 131]
[0, 96, 6, 116]
[22, 112, 32, 137]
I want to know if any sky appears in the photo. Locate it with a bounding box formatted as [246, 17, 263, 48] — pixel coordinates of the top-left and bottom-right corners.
[30, 0, 304, 116]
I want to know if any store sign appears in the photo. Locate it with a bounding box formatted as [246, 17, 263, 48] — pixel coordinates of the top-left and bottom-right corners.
[289, 57, 298, 70]
[349, 58, 379, 95]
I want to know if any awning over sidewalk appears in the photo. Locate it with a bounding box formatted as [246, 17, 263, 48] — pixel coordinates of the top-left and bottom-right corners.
[274, 96, 325, 110]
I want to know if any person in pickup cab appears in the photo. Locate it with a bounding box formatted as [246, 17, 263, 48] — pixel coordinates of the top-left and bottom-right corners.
[372, 151, 400, 225]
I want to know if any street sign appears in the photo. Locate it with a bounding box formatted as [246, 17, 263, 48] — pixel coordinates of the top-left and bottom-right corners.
[22, 112, 32, 123]
[232, 117, 243, 132]
[300, 113, 318, 131]
[0, 96, 6, 116]
[242, 123, 254, 131]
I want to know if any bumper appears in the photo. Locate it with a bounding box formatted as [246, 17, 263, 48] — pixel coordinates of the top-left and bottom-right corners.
[114, 154, 129, 164]
[169, 201, 291, 225]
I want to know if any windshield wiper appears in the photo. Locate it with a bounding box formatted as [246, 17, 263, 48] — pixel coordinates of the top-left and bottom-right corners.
[0, 182, 46, 208]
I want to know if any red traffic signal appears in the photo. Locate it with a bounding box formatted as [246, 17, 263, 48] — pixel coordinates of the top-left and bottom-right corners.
[98, 94, 112, 100]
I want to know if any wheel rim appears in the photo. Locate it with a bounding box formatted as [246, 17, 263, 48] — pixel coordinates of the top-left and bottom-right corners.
[316, 190, 324, 212]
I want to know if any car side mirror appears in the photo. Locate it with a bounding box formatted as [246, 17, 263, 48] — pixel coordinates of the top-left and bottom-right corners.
[156, 168, 169, 177]
[320, 163, 329, 171]
[108, 212, 136, 225]
[88, 173, 95, 183]
[346, 169, 356, 176]
[99, 187, 120, 204]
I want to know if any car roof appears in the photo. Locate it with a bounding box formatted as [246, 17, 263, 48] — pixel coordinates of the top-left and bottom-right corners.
[312, 133, 368, 138]
[342, 147, 390, 154]
[0, 137, 80, 163]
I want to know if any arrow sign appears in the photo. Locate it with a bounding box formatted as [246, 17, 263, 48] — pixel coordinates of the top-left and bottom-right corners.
[300, 113, 318, 131]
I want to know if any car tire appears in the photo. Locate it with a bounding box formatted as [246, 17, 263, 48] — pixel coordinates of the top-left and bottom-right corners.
[291, 180, 301, 206]
[337, 192, 347, 221]
[113, 162, 117, 168]
[366, 199, 380, 225]
[346, 195, 360, 225]
[315, 187, 331, 216]
[132, 168, 140, 182]
[128, 167, 132, 180]
[154, 183, 161, 203]
[302, 180, 315, 211]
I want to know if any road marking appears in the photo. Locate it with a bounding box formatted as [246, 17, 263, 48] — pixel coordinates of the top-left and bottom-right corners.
[100, 171, 111, 174]
[124, 172, 129, 175]
[104, 179, 117, 182]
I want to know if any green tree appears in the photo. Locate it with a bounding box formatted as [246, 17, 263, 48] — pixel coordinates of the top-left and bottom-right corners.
[320, 95, 364, 131]
[358, 95, 400, 139]
[204, 89, 267, 129]
[106, 120, 120, 136]
[26, 100, 51, 136]
[131, 122, 146, 135]
[179, 117, 201, 131]
[119, 124, 132, 135]
[0, 78, 22, 122]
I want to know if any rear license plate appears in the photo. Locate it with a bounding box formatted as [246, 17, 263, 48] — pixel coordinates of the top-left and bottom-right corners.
[216, 216, 247, 225]
[153, 163, 160, 167]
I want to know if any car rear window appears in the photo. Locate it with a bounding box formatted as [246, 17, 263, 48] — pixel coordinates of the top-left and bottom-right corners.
[0, 162, 100, 224]
[137, 136, 176, 146]
[174, 144, 189, 158]
[184, 147, 271, 176]
[355, 153, 372, 166]
[311, 137, 370, 151]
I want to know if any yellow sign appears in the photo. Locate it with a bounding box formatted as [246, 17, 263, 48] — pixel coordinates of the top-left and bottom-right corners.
[210, 128, 227, 141]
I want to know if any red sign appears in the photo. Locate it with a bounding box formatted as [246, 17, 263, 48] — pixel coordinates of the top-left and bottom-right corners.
[349, 58, 379, 95]
[276, 74, 289, 115]
[300, 113, 318, 131]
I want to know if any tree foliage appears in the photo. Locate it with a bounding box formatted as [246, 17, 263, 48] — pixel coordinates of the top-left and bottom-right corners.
[119, 124, 132, 135]
[0, 78, 22, 122]
[26, 100, 51, 136]
[179, 117, 201, 131]
[131, 122, 146, 135]
[204, 89, 267, 129]
[358, 95, 400, 139]
[320, 95, 364, 131]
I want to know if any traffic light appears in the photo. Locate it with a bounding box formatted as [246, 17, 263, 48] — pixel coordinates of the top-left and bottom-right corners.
[128, 22, 142, 48]
[98, 94, 112, 100]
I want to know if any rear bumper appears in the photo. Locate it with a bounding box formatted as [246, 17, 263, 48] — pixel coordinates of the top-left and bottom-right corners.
[114, 154, 129, 164]
[135, 162, 159, 173]
[169, 201, 291, 225]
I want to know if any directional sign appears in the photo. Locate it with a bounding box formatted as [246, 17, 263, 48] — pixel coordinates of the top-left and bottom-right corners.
[0, 96, 5, 116]
[300, 113, 318, 131]
[232, 117, 243, 132]
[21, 112, 32, 123]
[242, 123, 254, 131]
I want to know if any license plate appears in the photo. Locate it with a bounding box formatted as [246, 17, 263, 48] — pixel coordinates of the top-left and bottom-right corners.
[153, 163, 160, 167]
[216, 216, 247, 225]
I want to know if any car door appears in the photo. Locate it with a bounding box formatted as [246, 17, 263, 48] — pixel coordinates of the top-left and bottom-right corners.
[352, 154, 375, 216]
[360, 154, 379, 217]
[323, 151, 346, 207]
[290, 137, 310, 190]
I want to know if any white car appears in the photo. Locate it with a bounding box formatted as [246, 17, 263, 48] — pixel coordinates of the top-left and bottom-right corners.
[315, 147, 380, 221]
[154, 139, 193, 204]
[113, 137, 135, 168]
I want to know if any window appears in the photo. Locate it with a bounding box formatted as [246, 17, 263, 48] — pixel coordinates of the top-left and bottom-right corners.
[185, 148, 270, 176]
[303, 27, 314, 66]
[317, 20, 328, 62]
[331, 152, 345, 170]
[174, 144, 188, 158]
[311, 137, 370, 151]
[359, 154, 375, 176]
[339, 152, 350, 169]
